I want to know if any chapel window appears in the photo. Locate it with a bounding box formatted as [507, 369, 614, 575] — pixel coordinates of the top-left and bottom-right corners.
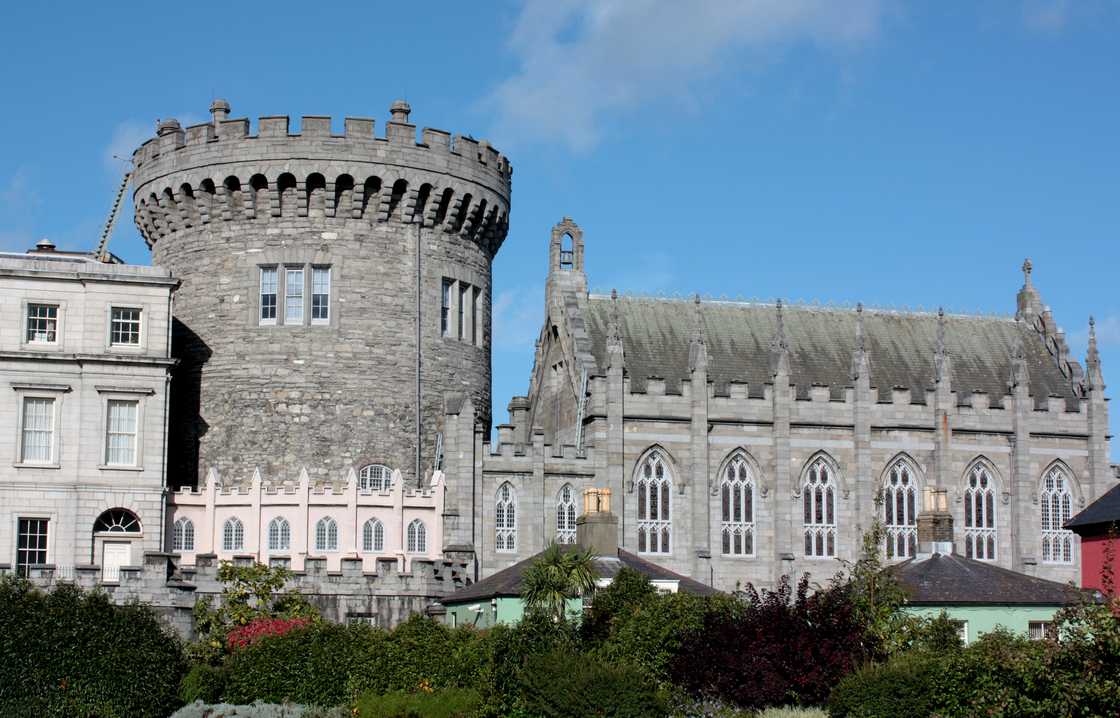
[637, 451, 672, 554]
[803, 458, 837, 558]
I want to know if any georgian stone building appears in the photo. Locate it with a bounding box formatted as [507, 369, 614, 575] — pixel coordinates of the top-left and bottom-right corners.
[0, 241, 177, 580]
[442, 219, 1112, 592]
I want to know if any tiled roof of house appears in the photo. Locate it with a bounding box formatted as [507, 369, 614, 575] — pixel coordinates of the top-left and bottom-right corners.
[889, 552, 1084, 606]
[583, 297, 1079, 409]
[444, 548, 719, 604]
[1066, 482, 1120, 533]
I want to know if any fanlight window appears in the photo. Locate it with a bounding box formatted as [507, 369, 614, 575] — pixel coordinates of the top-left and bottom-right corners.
[964, 464, 997, 561]
[495, 483, 517, 552]
[172, 518, 194, 552]
[803, 459, 837, 558]
[363, 518, 385, 553]
[315, 516, 339, 552]
[222, 518, 244, 552]
[636, 451, 672, 554]
[407, 519, 427, 554]
[883, 461, 919, 559]
[358, 464, 393, 492]
[720, 455, 755, 556]
[94, 508, 142, 534]
[268, 517, 291, 552]
[1041, 467, 1074, 564]
[556, 485, 577, 544]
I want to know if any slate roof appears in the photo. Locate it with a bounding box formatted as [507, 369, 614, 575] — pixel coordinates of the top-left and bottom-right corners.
[889, 552, 1084, 606]
[582, 297, 1079, 408]
[1065, 482, 1120, 534]
[444, 548, 719, 604]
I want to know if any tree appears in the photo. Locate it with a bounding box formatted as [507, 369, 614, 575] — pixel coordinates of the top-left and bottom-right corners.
[582, 566, 658, 644]
[521, 543, 597, 623]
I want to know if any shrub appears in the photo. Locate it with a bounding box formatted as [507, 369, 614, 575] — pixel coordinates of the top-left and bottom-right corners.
[180, 661, 229, 704]
[598, 590, 712, 681]
[346, 615, 485, 698]
[828, 651, 944, 718]
[581, 566, 658, 645]
[671, 574, 870, 710]
[517, 649, 665, 718]
[354, 688, 482, 718]
[224, 621, 382, 706]
[0, 576, 187, 717]
[228, 616, 313, 650]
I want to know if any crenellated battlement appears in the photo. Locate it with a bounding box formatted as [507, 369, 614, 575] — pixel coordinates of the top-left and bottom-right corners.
[130, 100, 511, 253]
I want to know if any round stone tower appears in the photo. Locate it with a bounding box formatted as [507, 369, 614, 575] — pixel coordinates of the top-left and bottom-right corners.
[131, 100, 510, 486]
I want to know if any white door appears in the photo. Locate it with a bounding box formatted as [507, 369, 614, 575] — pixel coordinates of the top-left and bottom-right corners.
[102, 542, 130, 582]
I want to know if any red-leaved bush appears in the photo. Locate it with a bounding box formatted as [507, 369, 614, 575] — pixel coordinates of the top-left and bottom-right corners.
[670, 574, 873, 710]
[226, 616, 311, 650]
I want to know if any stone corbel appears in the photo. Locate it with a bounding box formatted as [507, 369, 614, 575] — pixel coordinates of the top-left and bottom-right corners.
[1002, 490, 1011, 506]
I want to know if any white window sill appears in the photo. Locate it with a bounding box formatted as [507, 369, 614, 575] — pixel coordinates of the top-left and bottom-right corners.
[720, 554, 757, 559]
[98, 464, 144, 472]
[13, 462, 60, 470]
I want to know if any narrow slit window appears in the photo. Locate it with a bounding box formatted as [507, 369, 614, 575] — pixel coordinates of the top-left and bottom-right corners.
[472, 287, 480, 346]
[311, 267, 330, 322]
[259, 267, 278, 323]
[285, 267, 304, 323]
[458, 283, 468, 340]
[441, 279, 452, 337]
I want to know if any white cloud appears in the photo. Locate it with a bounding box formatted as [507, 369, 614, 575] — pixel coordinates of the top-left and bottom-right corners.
[104, 121, 152, 175]
[486, 0, 883, 150]
[493, 287, 545, 350]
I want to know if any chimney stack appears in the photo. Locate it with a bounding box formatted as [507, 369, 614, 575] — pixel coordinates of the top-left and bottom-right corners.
[916, 487, 954, 557]
[576, 488, 617, 558]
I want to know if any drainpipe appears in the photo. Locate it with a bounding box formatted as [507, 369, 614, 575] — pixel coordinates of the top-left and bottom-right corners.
[415, 222, 422, 487]
[158, 286, 174, 553]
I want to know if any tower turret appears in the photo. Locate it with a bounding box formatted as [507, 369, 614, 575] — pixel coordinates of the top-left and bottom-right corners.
[131, 100, 512, 487]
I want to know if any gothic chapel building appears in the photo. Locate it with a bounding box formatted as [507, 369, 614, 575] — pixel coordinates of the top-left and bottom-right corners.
[441, 219, 1112, 592]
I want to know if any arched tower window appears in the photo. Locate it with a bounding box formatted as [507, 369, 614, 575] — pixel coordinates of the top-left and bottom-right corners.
[223, 176, 242, 216]
[268, 517, 290, 552]
[172, 518, 194, 552]
[559, 233, 574, 270]
[720, 454, 755, 556]
[495, 482, 517, 552]
[358, 464, 393, 492]
[434, 188, 454, 226]
[306, 173, 326, 218]
[407, 519, 427, 553]
[222, 517, 244, 552]
[361, 177, 381, 218]
[363, 518, 385, 553]
[883, 460, 919, 559]
[333, 174, 354, 218]
[315, 516, 338, 552]
[637, 450, 672, 554]
[276, 173, 297, 218]
[388, 178, 408, 220]
[556, 484, 577, 544]
[1041, 466, 1074, 564]
[964, 463, 997, 561]
[803, 458, 837, 558]
[249, 174, 268, 218]
[414, 183, 433, 224]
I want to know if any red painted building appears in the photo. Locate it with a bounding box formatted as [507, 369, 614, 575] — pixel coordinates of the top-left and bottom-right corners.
[1066, 482, 1120, 596]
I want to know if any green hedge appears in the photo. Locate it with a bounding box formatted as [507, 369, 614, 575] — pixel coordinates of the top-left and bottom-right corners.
[0, 576, 187, 718]
[517, 649, 665, 718]
[827, 651, 945, 718]
[354, 688, 482, 718]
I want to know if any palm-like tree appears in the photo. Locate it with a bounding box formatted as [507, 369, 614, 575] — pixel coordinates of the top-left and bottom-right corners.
[521, 542, 598, 622]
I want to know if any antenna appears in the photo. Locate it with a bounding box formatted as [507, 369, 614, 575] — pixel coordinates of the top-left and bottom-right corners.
[96, 159, 132, 263]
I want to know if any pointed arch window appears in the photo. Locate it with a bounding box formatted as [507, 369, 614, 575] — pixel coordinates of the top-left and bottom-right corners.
[803, 458, 837, 558]
[556, 484, 577, 544]
[964, 464, 997, 561]
[222, 517, 244, 552]
[883, 460, 919, 559]
[315, 516, 339, 552]
[720, 455, 755, 556]
[407, 519, 427, 554]
[172, 518, 194, 552]
[363, 518, 385, 553]
[268, 517, 291, 552]
[637, 450, 672, 554]
[1041, 467, 1074, 564]
[358, 464, 393, 492]
[495, 483, 517, 552]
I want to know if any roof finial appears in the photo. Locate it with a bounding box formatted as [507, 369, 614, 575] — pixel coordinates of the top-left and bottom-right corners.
[608, 288, 621, 342]
[851, 302, 869, 381]
[1086, 315, 1104, 391]
[691, 293, 704, 344]
[1022, 258, 1033, 287]
[855, 302, 865, 352]
[770, 298, 791, 377]
[936, 307, 946, 355]
[1088, 315, 1100, 362]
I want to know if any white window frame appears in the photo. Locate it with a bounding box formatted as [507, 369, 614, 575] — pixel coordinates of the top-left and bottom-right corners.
[441, 278, 452, 337]
[311, 266, 330, 323]
[636, 450, 672, 555]
[964, 463, 997, 561]
[172, 518, 194, 552]
[18, 395, 58, 466]
[25, 302, 60, 346]
[883, 460, 920, 560]
[222, 517, 244, 552]
[556, 485, 577, 544]
[1040, 466, 1075, 564]
[803, 457, 837, 559]
[315, 516, 339, 552]
[259, 266, 278, 325]
[284, 266, 305, 324]
[103, 399, 140, 467]
[268, 517, 291, 552]
[363, 518, 385, 553]
[720, 454, 756, 557]
[495, 482, 517, 552]
[358, 464, 392, 492]
[109, 306, 143, 347]
[407, 519, 427, 554]
[1028, 620, 1052, 641]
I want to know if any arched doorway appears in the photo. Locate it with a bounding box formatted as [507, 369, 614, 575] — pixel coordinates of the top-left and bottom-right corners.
[93, 508, 142, 582]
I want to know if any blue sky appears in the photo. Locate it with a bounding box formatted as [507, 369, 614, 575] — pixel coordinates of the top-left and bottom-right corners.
[1, 1, 1118, 453]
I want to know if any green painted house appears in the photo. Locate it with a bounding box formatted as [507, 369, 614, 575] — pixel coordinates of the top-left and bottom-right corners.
[891, 551, 1085, 643]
